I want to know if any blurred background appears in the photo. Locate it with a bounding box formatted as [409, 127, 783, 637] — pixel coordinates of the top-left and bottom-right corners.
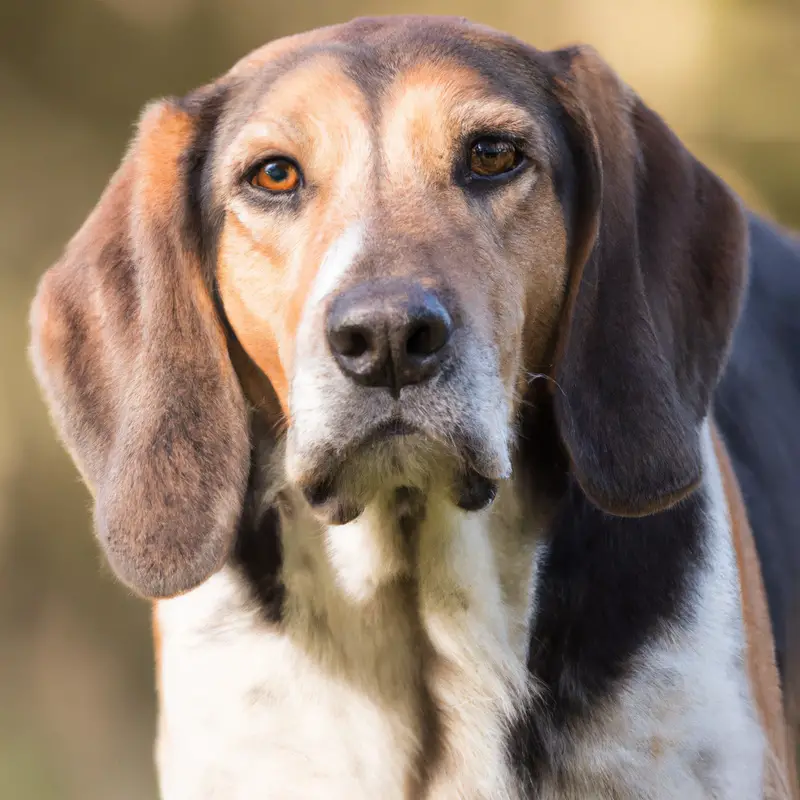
[1, 0, 798, 797]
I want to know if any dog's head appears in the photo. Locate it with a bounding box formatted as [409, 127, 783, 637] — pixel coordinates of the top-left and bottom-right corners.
[29, 16, 747, 598]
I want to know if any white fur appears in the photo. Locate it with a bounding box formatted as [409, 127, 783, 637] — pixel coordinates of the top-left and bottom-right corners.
[535, 422, 765, 799]
[287, 222, 373, 477]
[414, 495, 533, 798]
[324, 497, 410, 602]
[156, 481, 540, 799]
[155, 425, 766, 799]
[309, 222, 364, 306]
[156, 569, 419, 800]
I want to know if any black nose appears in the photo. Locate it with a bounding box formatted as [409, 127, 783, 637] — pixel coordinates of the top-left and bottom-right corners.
[326, 280, 454, 393]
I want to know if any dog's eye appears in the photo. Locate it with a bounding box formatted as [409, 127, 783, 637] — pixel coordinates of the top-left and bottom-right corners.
[250, 159, 301, 192]
[469, 138, 520, 178]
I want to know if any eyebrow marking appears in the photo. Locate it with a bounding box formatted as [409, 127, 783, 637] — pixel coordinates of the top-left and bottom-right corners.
[309, 222, 365, 305]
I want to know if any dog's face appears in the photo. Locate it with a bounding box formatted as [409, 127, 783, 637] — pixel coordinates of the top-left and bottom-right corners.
[212, 23, 571, 519]
[29, 16, 747, 597]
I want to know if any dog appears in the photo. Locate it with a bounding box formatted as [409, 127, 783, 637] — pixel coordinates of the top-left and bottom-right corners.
[28, 15, 800, 799]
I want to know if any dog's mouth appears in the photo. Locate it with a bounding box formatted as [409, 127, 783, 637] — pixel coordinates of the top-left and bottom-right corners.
[297, 414, 500, 524]
[358, 417, 420, 448]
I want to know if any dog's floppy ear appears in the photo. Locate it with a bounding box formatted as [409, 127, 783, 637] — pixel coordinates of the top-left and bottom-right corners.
[29, 96, 250, 597]
[547, 46, 747, 516]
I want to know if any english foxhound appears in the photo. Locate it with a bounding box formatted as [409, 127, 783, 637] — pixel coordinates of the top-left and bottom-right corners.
[29, 15, 800, 799]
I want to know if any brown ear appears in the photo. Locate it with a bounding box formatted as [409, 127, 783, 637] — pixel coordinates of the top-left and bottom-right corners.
[29, 98, 250, 597]
[547, 46, 747, 516]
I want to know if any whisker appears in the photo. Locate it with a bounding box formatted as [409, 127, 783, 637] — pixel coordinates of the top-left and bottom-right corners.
[526, 372, 567, 399]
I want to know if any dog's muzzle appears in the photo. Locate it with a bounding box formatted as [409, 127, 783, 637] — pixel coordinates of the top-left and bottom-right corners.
[288, 276, 511, 522]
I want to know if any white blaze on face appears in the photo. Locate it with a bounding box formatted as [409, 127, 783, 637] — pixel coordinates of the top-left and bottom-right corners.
[308, 222, 365, 309]
[290, 222, 367, 468]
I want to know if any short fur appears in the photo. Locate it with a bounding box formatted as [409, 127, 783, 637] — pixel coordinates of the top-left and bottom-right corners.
[29, 15, 799, 799]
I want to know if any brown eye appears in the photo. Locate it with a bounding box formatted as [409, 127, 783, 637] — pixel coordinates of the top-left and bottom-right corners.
[469, 138, 520, 178]
[250, 159, 301, 192]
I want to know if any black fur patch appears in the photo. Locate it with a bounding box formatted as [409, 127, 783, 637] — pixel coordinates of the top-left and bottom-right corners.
[507, 475, 706, 788]
[715, 213, 800, 682]
[231, 502, 285, 623]
[176, 83, 229, 268]
[229, 413, 285, 622]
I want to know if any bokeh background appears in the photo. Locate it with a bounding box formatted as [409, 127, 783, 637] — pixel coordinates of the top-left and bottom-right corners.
[1, 1, 799, 798]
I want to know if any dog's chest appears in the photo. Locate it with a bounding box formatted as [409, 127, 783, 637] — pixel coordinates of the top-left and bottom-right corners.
[156, 575, 422, 800]
[153, 460, 765, 800]
[155, 494, 536, 800]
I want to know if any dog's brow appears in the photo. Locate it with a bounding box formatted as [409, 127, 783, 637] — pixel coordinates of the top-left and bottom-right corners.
[223, 122, 310, 178]
[221, 55, 371, 171]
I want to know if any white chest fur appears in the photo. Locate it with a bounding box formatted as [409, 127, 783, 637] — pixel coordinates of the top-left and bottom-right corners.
[155, 486, 538, 800]
[155, 429, 765, 799]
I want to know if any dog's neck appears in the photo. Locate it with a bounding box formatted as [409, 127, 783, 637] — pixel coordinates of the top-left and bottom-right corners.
[155, 467, 548, 798]
[154, 423, 763, 799]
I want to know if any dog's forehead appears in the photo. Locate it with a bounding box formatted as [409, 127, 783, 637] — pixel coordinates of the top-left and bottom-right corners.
[219, 15, 553, 122]
[228, 16, 515, 77]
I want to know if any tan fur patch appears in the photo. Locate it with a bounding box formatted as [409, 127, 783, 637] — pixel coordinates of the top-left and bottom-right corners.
[135, 103, 195, 217]
[377, 61, 568, 383]
[712, 422, 799, 798]
[216, 54, 373, 414]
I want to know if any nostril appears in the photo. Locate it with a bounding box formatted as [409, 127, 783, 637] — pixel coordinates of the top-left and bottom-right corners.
[405, 310, 452, 359]
[346, 330, 370, 358]
[330, 325, 371, 359]
[406, 323, 437, 357]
